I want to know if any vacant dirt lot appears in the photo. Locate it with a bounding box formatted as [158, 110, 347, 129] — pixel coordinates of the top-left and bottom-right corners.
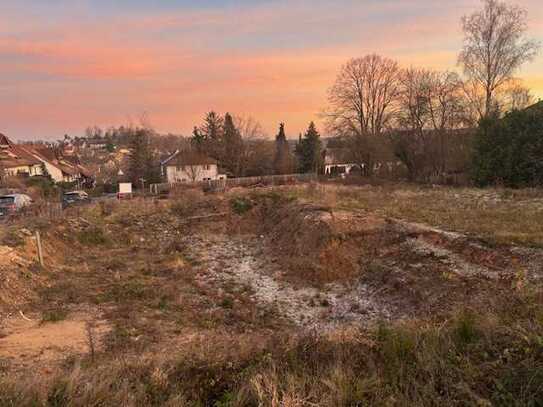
[1, 184, 542, 405]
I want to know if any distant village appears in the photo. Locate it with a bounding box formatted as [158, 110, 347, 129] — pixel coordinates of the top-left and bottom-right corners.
[0, 121, 367, 195]
[0, 133, 93, 187]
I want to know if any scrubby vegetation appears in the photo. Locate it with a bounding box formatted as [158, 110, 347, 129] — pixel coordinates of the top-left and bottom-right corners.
[1, 185, 543, 406]
[1, 296, 542, 405]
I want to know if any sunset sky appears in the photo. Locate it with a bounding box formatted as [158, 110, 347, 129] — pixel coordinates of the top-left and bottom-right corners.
[1, 0, 542, 141]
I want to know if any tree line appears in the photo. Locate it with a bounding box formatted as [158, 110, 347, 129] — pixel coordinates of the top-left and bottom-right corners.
[79, 0, 541, 188]
[324, 0, 540, 183]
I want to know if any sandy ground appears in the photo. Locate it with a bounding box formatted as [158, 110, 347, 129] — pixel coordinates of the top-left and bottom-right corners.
[0, 312, 109, 370]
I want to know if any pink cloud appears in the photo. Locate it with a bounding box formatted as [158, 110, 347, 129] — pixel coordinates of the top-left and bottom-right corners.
[1, 0, 542, 141]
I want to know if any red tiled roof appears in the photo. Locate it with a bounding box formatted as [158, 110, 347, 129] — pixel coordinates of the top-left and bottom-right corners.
[0, 135, 42, 167]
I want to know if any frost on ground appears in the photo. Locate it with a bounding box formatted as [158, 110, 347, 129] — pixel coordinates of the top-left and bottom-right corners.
[405, 237, 498, 279]
[182, 233, 389, 328]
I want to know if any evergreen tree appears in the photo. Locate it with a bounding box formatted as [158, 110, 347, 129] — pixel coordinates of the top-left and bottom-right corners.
[295, 122, 323, 173]
[191, 126, 205, 152]
[273, 123, 292, 174]
[472, 102, 543, 187]
[128, 129, 161, 188]
[223, 113, 244, 177]
[199, 111, 224, 161]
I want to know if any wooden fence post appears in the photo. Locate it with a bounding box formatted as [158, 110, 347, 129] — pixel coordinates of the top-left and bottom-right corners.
[35, 231, 44, 267]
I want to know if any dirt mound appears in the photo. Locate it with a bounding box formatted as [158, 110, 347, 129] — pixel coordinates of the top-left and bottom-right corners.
[237, 194, 540, 320]
[0, 224, 73, 314]
[251, 197, 388, 285]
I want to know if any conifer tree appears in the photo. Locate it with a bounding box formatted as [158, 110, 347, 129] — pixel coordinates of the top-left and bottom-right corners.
[128, 129, 160, 188]
[223, 113, 244, 176]
[199, 111, 224, 161]
[295, 122, 323, 174]
[273, 123, 292, 174]
[191, 126, 205, 152]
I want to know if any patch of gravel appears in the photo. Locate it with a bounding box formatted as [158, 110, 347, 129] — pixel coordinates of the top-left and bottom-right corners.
[510, 247, 543, 282]
[181, 234, 389, 329]
[405, 237, 504, 280]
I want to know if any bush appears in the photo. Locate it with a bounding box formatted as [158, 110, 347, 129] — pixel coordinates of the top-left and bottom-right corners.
[78, 226, 110, 246]
[230, 197, 253, 215]
[472, 103, 543, 187]
[25, 176, 59, 199]
[41, 308, 69, 324]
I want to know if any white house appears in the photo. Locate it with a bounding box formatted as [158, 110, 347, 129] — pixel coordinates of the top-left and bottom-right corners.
[162, 150, 226, 183]
[323, 148, 359, 176]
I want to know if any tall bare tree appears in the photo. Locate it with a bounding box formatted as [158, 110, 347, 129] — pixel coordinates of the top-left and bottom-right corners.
[234, 115, 267, 176]
[326, 54, 400, 174]
[458, 0, 540, 118]
[501, 79, 534, 111]
[393, 68, 433, 180]
[393, 69, 469, 180]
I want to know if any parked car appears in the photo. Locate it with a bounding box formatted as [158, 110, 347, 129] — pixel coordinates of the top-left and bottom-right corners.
[62, 191, 90, 208]
[0, 194, 33, 218]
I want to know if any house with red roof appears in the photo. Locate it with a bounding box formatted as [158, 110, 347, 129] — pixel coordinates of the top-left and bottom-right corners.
[1, 133, 94, 185]
[0, 133, 44, 177]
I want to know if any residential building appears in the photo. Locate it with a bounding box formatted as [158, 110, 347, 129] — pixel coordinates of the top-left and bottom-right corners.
[323, 148, 359, 176]
[162, 150, 226, 183]
[0, 133, 93, 185]
[0, 134, 44, 177]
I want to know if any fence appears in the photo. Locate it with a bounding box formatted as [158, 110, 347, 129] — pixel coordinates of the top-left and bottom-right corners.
[1, 201, 64, 225]
[150, 173, 317, 195]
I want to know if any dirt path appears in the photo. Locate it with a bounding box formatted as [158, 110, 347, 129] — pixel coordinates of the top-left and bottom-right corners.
[182, 233, 389, 328]
[0, 313, 109, 370]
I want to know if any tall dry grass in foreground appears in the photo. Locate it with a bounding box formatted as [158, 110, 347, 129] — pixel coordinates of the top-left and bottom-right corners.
[2, 292, 542, 406]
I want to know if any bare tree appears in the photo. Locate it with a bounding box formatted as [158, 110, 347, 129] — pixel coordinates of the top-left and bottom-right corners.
[426, 71, 469, 174]
[393, 69, 470, 180]
[393, 68, 433, 180]
[186, 163, 203, 183]
[500, 79, 534, 111]
[234, 115, 268, 176]
[325, 54, 400, 174]
[458, 0, 540, 118]
[234, 115, 265, 141]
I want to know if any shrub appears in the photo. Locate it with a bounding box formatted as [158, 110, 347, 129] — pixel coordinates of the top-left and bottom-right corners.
[454, 310, 479, 346]
[41, 309, 69, 324]
[78, 226, 110, 246]
[230, 197, 253, 215]
[25, 176, 59, 199]
[472, 103, 543, 187]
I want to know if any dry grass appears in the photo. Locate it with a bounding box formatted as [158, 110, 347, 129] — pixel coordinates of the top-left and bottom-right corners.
[2, 184, 543, 406]
[1, 293, 542, 406]
[289, 183, 543, 247]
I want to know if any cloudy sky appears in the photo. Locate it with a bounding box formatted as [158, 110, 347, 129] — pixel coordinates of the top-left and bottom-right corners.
[1, 0, 542, 141]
